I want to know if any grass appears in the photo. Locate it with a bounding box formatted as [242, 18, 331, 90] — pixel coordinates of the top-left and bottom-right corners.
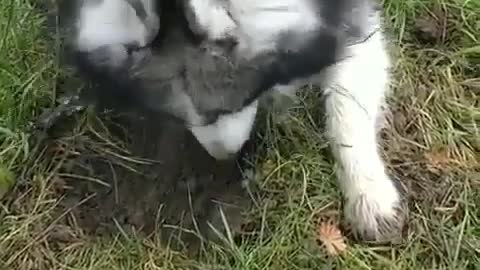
[0, 0, 479, 269]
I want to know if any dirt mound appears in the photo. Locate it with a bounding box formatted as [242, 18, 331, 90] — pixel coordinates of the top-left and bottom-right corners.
[38, 108, 255, 254]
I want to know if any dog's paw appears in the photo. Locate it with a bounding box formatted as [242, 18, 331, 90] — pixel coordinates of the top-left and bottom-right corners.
[344, 176, 406, 243]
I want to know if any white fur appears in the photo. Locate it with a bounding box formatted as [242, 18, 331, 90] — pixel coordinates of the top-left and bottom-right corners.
[323, 22, 401, 240]
[190, 101, 258, 159]
[228, 0, 320, 57]
[187, 0, 321, 58]
[75, 0, 158, 51]
[188, 0, 237, 39]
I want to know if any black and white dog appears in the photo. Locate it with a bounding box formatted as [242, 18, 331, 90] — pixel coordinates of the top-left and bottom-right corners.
[69, 0, 405, 242]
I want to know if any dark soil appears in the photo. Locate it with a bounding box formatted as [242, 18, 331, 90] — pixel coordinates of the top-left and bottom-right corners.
[38, 108, 256, 255]
[29, 1, 258, 255]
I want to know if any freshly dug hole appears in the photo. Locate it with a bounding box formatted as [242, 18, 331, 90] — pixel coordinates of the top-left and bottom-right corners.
[40, 108, 255, 254]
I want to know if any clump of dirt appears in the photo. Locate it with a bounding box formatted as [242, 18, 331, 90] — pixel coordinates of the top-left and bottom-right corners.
[38, 108, 256, 254]
[413, 6, 451, 44]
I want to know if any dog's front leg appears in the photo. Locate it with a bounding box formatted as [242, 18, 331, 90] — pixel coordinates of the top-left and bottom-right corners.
[324, 21, 405, 242]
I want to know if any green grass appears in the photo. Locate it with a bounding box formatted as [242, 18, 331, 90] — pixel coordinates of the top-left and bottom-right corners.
[0, 0, 479, 269]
